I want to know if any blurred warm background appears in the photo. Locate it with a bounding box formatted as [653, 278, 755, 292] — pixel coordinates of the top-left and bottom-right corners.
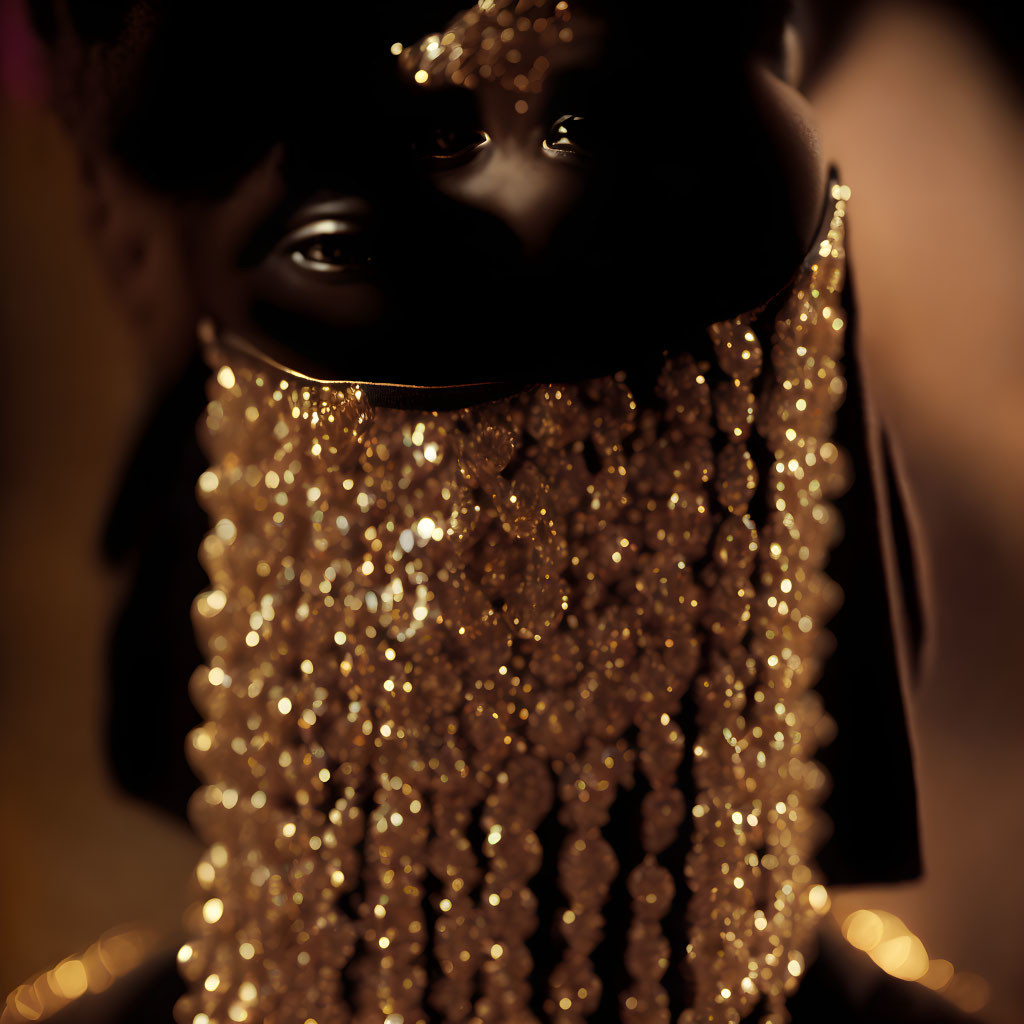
[814, 4, 1024, 1021]
[0, 0, 199, 1011]
[1, 0, 1022, 1021]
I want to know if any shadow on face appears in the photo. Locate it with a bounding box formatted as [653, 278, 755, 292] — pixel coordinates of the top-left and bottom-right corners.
[44, 0, 824, 385]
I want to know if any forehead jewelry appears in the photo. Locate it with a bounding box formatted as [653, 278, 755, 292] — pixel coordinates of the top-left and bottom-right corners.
[397, 0, 577, 114]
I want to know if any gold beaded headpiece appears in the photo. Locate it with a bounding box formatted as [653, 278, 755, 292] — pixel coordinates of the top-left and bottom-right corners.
[397, 0, 577, 110]
[175, 177, 852, 1024]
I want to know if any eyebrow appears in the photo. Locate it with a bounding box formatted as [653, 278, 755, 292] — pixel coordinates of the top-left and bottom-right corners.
[237, 194, 311, 269]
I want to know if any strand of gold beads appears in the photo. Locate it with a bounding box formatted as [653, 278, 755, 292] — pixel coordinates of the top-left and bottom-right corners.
[681, 184, 851, 1024]
[448, 406, 555, 1024]
[425, 742, 487, 1021]
[617, 353, 712, 1024]
[543, 375, 638, 1024]
[179, 371, 377, 1024]
[336, 406, 452, 1024]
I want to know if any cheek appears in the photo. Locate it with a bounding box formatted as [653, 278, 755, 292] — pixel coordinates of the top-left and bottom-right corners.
[186, 243, 390, 384]
[246, 265, 387, 332]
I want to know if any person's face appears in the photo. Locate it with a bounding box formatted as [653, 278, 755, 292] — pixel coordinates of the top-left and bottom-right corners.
[74, 1, 824, 387]
[181, 2, 616, 385]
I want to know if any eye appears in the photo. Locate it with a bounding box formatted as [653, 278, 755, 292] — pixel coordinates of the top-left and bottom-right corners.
[282, 218, 374, 275]
[413, 126, 490, 167]
[542, 114, 594, 158]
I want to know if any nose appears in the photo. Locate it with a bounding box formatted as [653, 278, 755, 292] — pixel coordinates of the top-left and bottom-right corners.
[373, 175, 524, 315]
[434, 137, 586, 257]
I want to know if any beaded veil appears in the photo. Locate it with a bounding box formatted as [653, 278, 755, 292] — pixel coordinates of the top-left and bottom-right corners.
[177, 183, 852, 1024]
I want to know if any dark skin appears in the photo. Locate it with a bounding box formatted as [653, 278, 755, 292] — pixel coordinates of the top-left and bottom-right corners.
[41, 1, 825, 391]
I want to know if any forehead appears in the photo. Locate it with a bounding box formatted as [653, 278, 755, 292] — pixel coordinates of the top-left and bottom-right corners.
[92, 1, 759, 196]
